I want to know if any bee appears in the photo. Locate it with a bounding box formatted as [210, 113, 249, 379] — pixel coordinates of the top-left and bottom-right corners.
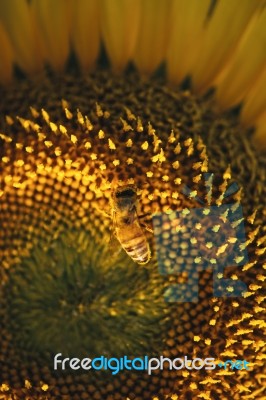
[110, 185, 152, 265]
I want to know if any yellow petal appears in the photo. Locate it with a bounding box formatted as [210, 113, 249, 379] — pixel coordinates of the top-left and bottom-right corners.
[166, 0, 209, 85]
[32, 0, 71, 71]
[133, 0, 172, 75]
[216, 7, 266, 109]
[70, 0, 100, 71]
[191, 0, 260, 93]
[252, 112, 266, 148]
[0, 0, 44, 73]
[0, 22, 13, 83]
[100, 0, 141, 71]
[241, 67, 266, 125]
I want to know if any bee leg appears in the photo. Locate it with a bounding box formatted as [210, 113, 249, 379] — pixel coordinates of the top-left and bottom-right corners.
[95, 208, 111, 219]
[140, 222, 154, 234]
[138, 213, 154, 233]
[138, 213, 151, 219]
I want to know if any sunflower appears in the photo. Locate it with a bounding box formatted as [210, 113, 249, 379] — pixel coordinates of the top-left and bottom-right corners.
[0, 1, 265, 400]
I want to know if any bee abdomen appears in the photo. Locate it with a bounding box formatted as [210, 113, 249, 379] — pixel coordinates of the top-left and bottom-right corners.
[123, 234, 151, 264]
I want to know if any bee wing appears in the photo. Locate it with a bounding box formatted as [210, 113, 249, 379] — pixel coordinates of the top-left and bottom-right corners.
[108, 211, 123, 258]
[108, 232, 123, 258]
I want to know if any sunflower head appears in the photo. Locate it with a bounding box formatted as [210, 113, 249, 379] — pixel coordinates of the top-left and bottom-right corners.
[0, 1, 266, 399]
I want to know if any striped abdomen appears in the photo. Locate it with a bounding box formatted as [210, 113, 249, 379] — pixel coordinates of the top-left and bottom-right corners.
[115, 220, 151, 265]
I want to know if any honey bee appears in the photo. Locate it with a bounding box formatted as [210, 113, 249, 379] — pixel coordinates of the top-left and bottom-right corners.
[110, 185, 152, 265]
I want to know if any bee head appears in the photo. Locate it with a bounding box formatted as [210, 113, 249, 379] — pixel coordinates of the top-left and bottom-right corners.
[115, 188, 135, 198]
[111, 185, 137, 211]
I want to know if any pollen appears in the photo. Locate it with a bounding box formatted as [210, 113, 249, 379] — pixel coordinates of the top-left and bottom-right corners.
[25, 146, 34, 153]
[25, 380, 32, 389]
[41, 108, 50, 123]
[49, 122, 58, 133]
[126, 158, 134, 165]
[168, 130, 176, 143]
[223, 165, 232, 180]
[59, 124, 68, 135]
[136, 117, 144, 132]
[124, 107, 136, 121]
[98, 129, 105, 139]
[172, 160, 180, 169]
[95, 102, 104, 117]
[0, 384, 9, 392]
[70, 134, 78, 144]
[41, 384, 49, 392]
[0, 133, 12, 142]
[84, 141, 92, 149]
[171, 192, 179, 199]
[174, 143, 181, 154]
[108, 138, 116, 149]
[120, 117, 132, 132]
[77, 110, 85, 125]
[5, 115, 14, 125]
[141, 141, 149, 150]
[151, 148, 166, 163]
[44, 140, 53, 148]
[85, 116, 93, 130]
[54, 148, 62, 156]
